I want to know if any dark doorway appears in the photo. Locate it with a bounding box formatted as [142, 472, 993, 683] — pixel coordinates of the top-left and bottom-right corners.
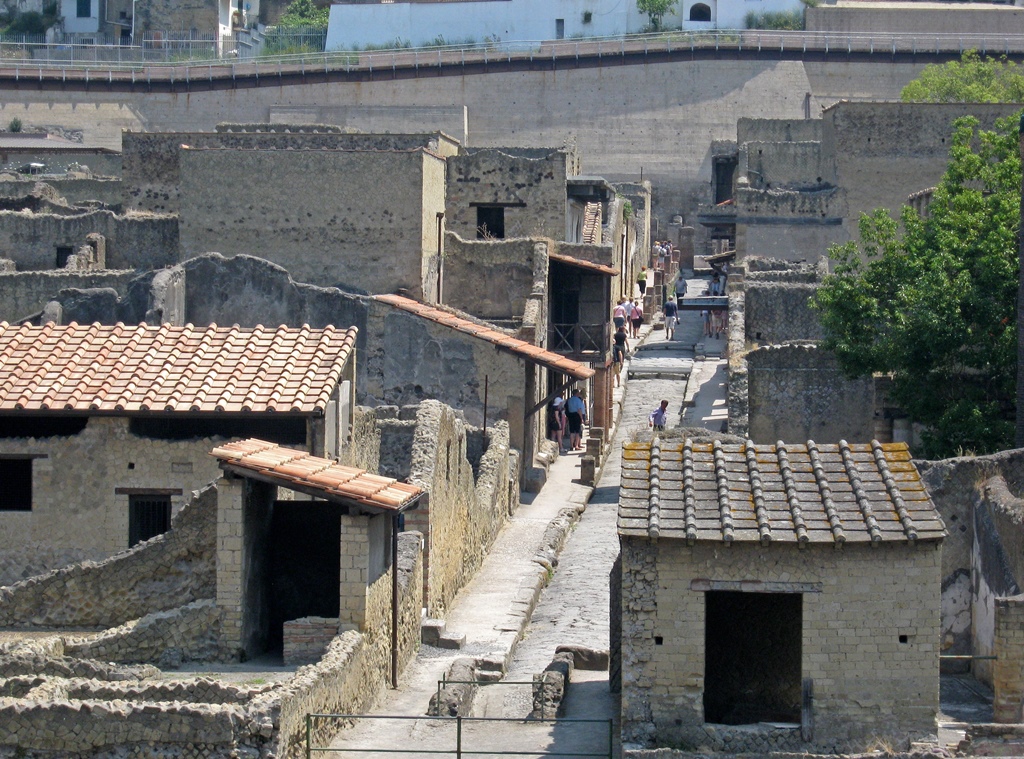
[56, 245, 73, 268]
[556, 18, 565, 39]
[476, 206, 505, 239]
[713, 156, 738, 204]
[129, 494, 171, 546]
[266, 501, 340, 650]
[704, 591, 802, 724]
[690, 3, 712, 21]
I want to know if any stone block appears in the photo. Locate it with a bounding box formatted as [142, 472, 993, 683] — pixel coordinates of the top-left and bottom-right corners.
[555, 644, 610, 671]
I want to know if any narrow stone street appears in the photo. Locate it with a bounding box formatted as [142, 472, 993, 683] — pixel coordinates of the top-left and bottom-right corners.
[328, 274, 729, 758]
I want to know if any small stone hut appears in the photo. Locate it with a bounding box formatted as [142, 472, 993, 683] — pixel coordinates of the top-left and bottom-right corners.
[615, 437, 946, 753]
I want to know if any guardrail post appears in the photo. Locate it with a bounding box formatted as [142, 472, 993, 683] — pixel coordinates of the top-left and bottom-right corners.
[607, 719, 613, 759]
[456, 715, 463, 759]
[306, 714, 312, 759]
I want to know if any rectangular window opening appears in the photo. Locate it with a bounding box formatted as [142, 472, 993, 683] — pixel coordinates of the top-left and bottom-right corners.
[129, 494, 171, 546]
[77, 0, 91, 18]
[0, 458, 32, 511]
[476, 206, 505, 239]
[56, 245, 74, 268]
[704, 590, 802, 725]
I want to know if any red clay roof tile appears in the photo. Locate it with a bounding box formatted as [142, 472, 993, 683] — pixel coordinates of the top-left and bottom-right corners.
[212, 438, 423, 513]
[374, 295, 594, 380]
[0, 322, 356, 415]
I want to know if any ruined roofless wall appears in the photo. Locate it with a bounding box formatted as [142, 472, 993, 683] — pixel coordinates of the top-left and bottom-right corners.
[0, 484, 216, 628]
[0, 208, 177, 272]
[620, 539, 941, 751]
[178, 148, 445, 297]
[0, 178, 123, 207]
[446, 148, 569, 241]
[737, 118, 822, 145]
[744, 282, 823, 344]
[0, 269, 135, 321]
[745, 343, 874, 445]
[122, 130, 457, 214]
[443, 234, 545, 322]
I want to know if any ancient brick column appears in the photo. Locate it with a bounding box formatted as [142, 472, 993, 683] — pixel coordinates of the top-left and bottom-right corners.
[993, 594, 1024, 722]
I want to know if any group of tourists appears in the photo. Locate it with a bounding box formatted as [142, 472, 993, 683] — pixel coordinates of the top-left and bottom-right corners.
[546, 388, 589, 455]
[651, 240, 675, 271]
[612, 297, 644, 339]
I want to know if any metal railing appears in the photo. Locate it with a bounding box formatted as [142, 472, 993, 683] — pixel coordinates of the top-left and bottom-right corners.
[305, 713, 614, 758]
[1, 29, 1024, 83]
[550, 323, 607, 355]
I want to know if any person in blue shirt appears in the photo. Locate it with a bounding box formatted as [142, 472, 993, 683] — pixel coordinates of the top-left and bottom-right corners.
[565, 389, 588, 451]
[648, 399, 669, 431]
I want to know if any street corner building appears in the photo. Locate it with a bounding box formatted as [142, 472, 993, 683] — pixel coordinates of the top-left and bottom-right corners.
[613, 436, 946, 753]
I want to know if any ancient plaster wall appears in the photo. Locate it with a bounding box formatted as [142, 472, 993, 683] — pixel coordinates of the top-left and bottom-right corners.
[917, 449, 1024, 666]
[0, 268, 135, 320]
[744, 282, 822, 344]
[0, 178, 123, 206]
[178, 148, 444, 296]
[123, 130, 457, 213]
[0, 418, 226, 584]
[446, 148, 569, 241]
[0, 484, 216, 626]
[823, 103, 1020, 236]
[740, 142, 828, 190]
[737, 118, 822, 145]
[443, 234, 546, 322]
[620, 538, 942, 752]
[0, 209, 177, 271]
[745, 344, 874, 445]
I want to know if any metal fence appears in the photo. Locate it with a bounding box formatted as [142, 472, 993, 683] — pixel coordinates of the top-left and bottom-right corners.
[3, 29, 1024, 80]
[0, 30, 218, 64]
[305, 713, 615, 759]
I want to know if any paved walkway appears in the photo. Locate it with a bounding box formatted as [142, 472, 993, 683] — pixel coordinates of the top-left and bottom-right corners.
[328, 274, 730, 758]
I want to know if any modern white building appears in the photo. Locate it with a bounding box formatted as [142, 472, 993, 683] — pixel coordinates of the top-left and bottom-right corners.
[326, 0, 804, 51]
[61, 0, 100, 34]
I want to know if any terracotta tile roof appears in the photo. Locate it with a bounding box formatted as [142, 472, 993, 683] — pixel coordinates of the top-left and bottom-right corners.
[618, 438, 945, 545]
[0, 322, 356, 414]
[582, 202, 602, 245]
[373, 295, 595, 380]
[549, 252, 618, 277]
[212, 439, 423, 513]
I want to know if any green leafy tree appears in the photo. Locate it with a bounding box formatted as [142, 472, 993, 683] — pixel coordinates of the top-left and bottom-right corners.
[278, 0, 329, 28]
[811, 112, 1020, 458]
[637, 0, 678, 30]
[902, 50, 1024, 103]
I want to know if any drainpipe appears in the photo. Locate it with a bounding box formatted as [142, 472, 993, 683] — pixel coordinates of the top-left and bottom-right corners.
[391, 512, 399, 688]
[436, 212, 445, 304]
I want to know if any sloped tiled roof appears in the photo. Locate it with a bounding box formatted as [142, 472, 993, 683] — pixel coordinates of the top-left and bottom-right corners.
[0, 322, 356, 414]
[618, 438, 945, 545]
[582, 202, 602, 245]
[549, 252, 618, 276]
[374, 295, 594, 380]
[212, 439, 423, 513]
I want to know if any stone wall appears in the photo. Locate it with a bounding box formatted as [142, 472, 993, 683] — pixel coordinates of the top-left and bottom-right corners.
[446, 148, 569, 241]
[744, 282, 823, 344]
[0, 484, 216, 627]
[916, 449, 1024, 669]
[178, 147, 445, 297]
[740, 142, 828, 190]
[0, 416, 228, 580]
[619, 538, 942, 752]
[807, 4, 1024, 35]
[745, 343, 874, 445]
[443, 234, 547, 322]
[136, 0, 218, 38]
[0, 268, 135, 321]
[0, 178, 122, 207]
[404, 401, 517, 616]
[994, 594, 1024, 723]
[0, 208, 177, 271]
[123, 129, 458, 213]
[737, 118, 822, 145]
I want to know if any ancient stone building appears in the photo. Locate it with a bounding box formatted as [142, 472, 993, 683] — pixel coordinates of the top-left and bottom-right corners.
[0, 321, 357, 584]
[616, 436, 945, 752]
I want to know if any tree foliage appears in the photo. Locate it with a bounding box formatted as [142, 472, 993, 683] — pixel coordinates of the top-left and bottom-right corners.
[637, 0, 677, 30]
[811, 112, 1020, 458]
[278, 0, 329, 28]
[902, 50, 1024, 103]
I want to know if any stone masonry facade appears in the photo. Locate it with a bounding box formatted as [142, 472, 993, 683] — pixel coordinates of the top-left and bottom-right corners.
[620, 540, 941, 752]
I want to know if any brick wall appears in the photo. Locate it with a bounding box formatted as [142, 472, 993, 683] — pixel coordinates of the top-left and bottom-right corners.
[620, 539, 942, 752]
[994, 594, 1024, 722]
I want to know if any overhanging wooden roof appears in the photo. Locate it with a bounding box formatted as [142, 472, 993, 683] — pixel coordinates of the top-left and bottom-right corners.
[618, 438, 945, 545]
[212, 439, 423, 513]
[549, 252, 618, 276]
[374, 295, 594, 380]
[0, 322, 356, 414]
